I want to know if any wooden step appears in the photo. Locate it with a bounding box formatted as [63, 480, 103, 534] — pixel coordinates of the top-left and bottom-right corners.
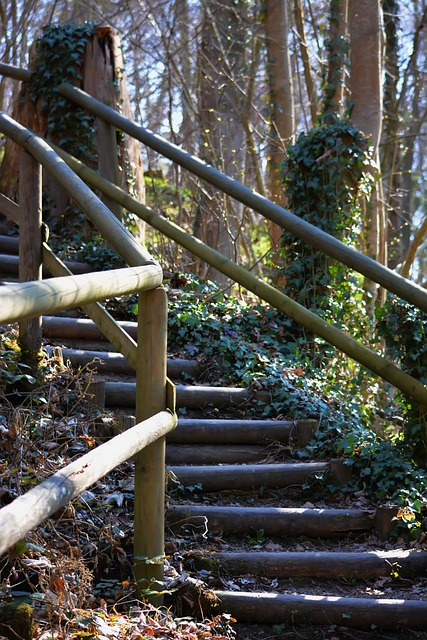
[0, 252, 89, 275]
[167, 505, 374, 537]
[214, 590, 427, 630]
[45, 345, 199, 380]
[0, 234, 19, 253]
[42, 315, 138, 341]
[166, 444, 272, 464]
[167, 462, 328, 491]
[105, 381, 273, 409]
[168, 418, 316, 445]
[192, 549, 427, 579]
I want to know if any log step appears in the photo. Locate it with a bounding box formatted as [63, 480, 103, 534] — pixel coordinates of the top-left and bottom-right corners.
[45, 346, 199, 380]
[0, 234, 19, 253]
[167, 462, 328, 491]
[105, 381, 273, 409]
[168, 418, 315, 445]
[0, 252, 89, 275]
[166, 444, 272, 464]
[42, 315, 138, 341]
[192, 550, 427, 579]
[214, 591, 427, 630]
[167, 505, 374, 537]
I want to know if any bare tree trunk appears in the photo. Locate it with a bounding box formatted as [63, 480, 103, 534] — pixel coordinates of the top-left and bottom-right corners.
[265, 0, 295, 250]
[293, 0, 318, 126]
[349, 0, 384, 308]
[323, 0, 349, 119]
[196, 0, 247, 284]
[382, 5, 427, 269]
[380, 0, 401, 268]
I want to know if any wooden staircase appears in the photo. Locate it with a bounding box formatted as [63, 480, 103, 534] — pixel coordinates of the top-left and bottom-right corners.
[1, 235, 426, 636]
[39, 312, 427, 635]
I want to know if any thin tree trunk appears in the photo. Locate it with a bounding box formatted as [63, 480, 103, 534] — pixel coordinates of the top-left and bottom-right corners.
[349, 0, 384, 310]
[196, 0, 247, 284]
[293, 0, 318, 125]
[264, 0, 295, 249]
[323, 0, 349, 119]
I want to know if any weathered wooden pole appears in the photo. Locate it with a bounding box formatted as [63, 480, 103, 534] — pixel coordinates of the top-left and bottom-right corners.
[18, 150, 42, 364]
[0, 410, 176, 556]
[0, 265, 162, 324]
[134, 287, 168, 604]
[0, 114, 155, 269]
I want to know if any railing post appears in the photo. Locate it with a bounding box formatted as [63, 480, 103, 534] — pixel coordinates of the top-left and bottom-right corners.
[18, 150, 42, 364]
[134, 286, 168, 605]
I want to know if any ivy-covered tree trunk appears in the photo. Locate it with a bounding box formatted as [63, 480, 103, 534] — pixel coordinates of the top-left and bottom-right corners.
[0, 24, 145, 240]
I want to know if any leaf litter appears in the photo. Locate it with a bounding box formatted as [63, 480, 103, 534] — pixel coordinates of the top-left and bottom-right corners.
[0, 331, 236, 640]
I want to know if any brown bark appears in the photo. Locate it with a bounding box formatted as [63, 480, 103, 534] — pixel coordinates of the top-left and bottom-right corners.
[0, 27, 145, 237]
[265, 0, 295, 249]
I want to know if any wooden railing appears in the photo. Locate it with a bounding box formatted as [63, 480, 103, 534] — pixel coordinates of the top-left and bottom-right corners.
[7, 88, 424, 407]
[0, 115, 176, 604]
[2, 108, 426, 406]
[0, 62, 426, 604]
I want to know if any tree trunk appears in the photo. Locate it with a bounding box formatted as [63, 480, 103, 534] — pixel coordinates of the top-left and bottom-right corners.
[196, 0, 247, 284]
[349, 0, 384, 308]
[264, 0, 295, 250]
[0, 26, 145, 238]
[293, 0, 318, 126]
[323, 0, 349, 119]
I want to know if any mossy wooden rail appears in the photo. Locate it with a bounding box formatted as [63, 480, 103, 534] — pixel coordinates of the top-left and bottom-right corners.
[0, 113, 175, 603]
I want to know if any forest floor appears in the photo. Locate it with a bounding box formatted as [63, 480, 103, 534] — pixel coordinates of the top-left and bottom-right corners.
[1, 344, 427, 640]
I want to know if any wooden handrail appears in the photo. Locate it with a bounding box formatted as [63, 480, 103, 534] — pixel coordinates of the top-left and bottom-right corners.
[0, 89, 172, 598]
[0, 410, 177, 556]
[0, 114, 157, 269]
[0, 62, 31, 81]
[0, 61, 424, 309]
[58, 83, 427, 315]
[50, 148, 427, 408]
[0, 264, 162, 323]
[42, 244, 138, 368]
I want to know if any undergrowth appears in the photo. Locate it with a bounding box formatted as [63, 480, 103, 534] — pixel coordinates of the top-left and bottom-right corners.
[165, 275, 427, 533]
[0, 327, 234, 639]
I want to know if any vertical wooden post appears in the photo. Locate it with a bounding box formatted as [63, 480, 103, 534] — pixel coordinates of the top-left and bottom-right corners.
[134, 287, 168, 605]
[18, 150, 42, 361]
[97, 120, 123, 220]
